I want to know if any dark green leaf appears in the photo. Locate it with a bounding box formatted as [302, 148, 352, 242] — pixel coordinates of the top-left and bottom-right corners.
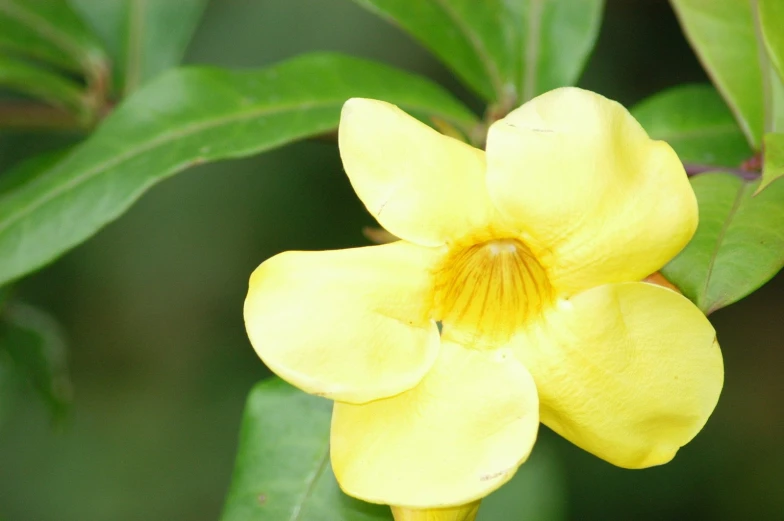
[0, 55, 86, 115]
[0, 0, 107, 77]
[352, 0, 603, 103]
[0, 347, 19, 427]
[759, 132, 784, 192]
[0, 287, 15, 427]
[221, 378, 391, 521]
[0, 302, 71, 421]
[631, 84, 753, 167]
[477, 441, 566, 521]
[670, 0, 764, 147]
[69, 0, 208, 95]
[0, 52, 478, 286]
[662, 172, 784, 313]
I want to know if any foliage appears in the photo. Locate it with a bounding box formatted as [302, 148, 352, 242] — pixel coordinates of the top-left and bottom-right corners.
[0, 0, 783, 519]
[0, 301, 71, 422]
[0, 53, 475, 287]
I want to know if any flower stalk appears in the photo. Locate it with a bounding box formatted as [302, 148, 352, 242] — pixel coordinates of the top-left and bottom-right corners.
[391, 501, 481, 521]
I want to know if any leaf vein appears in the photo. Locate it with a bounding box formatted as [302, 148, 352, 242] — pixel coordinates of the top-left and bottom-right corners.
[429, 0, 504, 100]
[0, 96, 472, 237]
[0, 100, 330, 235]
[289, 440, 330, 521]
[701, 180, 752, 311]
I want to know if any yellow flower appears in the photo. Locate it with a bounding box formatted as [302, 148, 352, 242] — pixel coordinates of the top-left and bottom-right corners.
[244, 88, 724, 512]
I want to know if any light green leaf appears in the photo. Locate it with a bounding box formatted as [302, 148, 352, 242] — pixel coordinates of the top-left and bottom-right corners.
[770, 60, 784, 133]
[221, 378, 391, 521]
[69, 0, 208, 95]
[0, 55, 86, 115]
[477, 441, 566, 521]
[759, 0, 784, 88]
[351, 0, 603, 104]
[670, 0, 764, 147]
[632, 84, 752, 167]
[0, 0, 107, 77]
[758, 0, 784, 132]
[758, 132, 784, 192]
[0, 302, 71, 421]
[662, 172, 784, 313]
[0, 52, 478, 286]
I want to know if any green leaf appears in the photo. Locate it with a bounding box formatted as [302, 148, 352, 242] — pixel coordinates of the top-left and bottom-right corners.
[0, 347, 20, 426]
[221, 378, 391, 521]
[662, 172, 784, 313]
[0, 55, 86, 115]
[68, 0, 208, 95]
[0, 52, 478, 286]
[352, 0, 603, 103]
[0, 149, 69, 198]
[769, 59, 784, 133]
[0, 302, 71, 421]
[632, 84, 752, 167]
[758, 0, 784, 133]
[759, 132, 784, 192]
[477, 441, 566, 521]
[0, 287, 15, 426]
[670, 0, 765, 147]
[0, 0, 107, 77]
[759, 0, 784, 89]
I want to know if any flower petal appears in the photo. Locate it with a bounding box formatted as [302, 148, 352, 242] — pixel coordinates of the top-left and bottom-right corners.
[340, 98, 494, 247]
[244, 241, 441, 404]
[331, 341, 539, 508]
[515, 282, 723, 469]
[485, 87, 697, 295]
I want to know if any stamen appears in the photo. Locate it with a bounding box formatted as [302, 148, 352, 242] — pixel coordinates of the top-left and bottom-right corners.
[434, 238, 552, 347]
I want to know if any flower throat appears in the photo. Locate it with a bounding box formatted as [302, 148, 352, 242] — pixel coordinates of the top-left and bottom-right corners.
[434, 237, 553, 347]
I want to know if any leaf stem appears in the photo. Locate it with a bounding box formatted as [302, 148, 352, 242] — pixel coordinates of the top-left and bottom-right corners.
[683, 162, 761, 180]
[521, 0, 543, 103]
[0, 102, 84, 131]
[124, 0, 147, 97]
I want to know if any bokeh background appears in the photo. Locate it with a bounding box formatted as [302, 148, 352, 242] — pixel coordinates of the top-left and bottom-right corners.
[1, 1, 782, 520]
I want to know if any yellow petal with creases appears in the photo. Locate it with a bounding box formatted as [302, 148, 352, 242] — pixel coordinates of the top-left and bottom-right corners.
[485, 87, 697, 295]
[331, 342, 539, 508]
[340, 98, 494, 247]
[244, 241, 441, 404]
[515, 282, 723, 468]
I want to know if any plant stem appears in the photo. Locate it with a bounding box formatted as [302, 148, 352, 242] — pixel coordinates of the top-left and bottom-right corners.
[0, 102, 84, 131]
[391, 502, 481, 521]
[683, 163, 761, 180]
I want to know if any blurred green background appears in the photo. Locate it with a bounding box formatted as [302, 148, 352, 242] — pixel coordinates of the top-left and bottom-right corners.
[1, 0, 782, 520]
